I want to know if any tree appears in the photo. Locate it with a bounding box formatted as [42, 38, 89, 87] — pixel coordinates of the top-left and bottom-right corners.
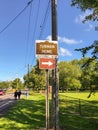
[11, 78, 23, 90]
[71, 0, 98, 22]
[75, 41, 98, 66]
[24, 60, 46, 91]
[58, 61, 82, 91]
[70, 78, 81, 91]
[71, 0, 98, 62]
[0, 81, 10, 89]
[71, 1, 98, 94]
[78, 57, 98, 95]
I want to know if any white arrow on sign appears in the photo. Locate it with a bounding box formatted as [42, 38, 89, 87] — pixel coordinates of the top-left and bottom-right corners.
[42, 61, 53, 66]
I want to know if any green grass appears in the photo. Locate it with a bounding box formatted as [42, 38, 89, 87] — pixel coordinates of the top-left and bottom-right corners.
[59, 92, 98, 130]
[59, 91, 98, 101]
[0, 92, 98, 130]
[0, 93, 46, 130]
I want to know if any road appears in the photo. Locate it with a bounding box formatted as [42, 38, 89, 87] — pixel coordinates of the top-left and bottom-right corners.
[0, 93, 17, 117]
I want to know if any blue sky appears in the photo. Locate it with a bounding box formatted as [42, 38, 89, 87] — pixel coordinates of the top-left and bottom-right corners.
[0, 0, 97, 81]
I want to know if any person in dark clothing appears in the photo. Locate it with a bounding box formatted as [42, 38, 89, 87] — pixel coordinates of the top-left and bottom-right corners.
[14, 90, 18, 100]
[17, 90, 21, 99]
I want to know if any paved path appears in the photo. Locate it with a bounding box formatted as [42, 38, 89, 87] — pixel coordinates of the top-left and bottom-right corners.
[0, 93, 17, 117]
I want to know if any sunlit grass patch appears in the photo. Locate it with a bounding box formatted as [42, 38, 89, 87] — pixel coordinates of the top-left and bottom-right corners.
[0, 92, 98, 130]
[59, 92, 98, 130]
[0, 93, 46, 129]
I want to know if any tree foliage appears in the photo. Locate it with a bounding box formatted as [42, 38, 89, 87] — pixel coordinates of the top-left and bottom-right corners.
[71, 0, 98, 66]
[58, 60, 82, 91]
[75, 40, 98, 66]
[71, 0, 98, 22]
[0, 81, 10, 89]
[58, 58, 97, 92]
[79, 57, 97, 90]
[11, 78, 23, 90]
[23, 60, 46, 91]
[0, 57, 97, 94]
[0, 78, 23, 90]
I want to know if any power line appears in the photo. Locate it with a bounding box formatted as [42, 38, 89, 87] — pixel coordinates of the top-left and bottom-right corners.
[28, 0, 41, 65]
[31, 0, 41, 65]
[38, 0, 51, 39]
[0, 0, 34, 34]
[25, 2, 33, 66]
[0, 0, 34, 81]
[24, 0, 51, 66]
[31, 0, 51, 66]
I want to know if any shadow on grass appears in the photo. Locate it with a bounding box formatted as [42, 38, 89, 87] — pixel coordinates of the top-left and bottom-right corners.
[59, 96, 98, 130]
[0, 97, 46, 129]
[1, 94, 98, 130]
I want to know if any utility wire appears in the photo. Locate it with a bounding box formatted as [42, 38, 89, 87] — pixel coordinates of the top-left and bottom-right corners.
[0, 0, 34, 34]
[0, 0, 35, 81]
[31, 0, 50, 65]
[25, 2, 33, 66]
[38, 0, 51, 39]
[28, 0, 41, 65]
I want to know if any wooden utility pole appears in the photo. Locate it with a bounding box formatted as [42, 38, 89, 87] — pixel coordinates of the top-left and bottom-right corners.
[51, 0, 59, 130]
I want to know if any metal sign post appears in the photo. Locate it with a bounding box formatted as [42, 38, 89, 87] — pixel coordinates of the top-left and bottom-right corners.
[46, 69, 49, 130]
[36, 39, 58, 129]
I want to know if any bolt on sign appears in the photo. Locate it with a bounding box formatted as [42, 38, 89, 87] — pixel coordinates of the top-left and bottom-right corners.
[36, 40, 58, 56]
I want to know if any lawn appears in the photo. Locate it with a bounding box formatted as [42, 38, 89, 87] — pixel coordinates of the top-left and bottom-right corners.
[59, 92, 98, 130]
[0, 92, 98, 130]
[0, 93, 46, 130]
[59, 91, 98, 101]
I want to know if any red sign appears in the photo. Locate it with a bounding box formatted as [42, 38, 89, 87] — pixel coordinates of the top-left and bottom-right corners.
[39, 58, 55, 69]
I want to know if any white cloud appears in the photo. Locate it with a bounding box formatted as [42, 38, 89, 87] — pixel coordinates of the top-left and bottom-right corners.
[58, 36, 82, 44]
[20, 77, 24, 83]
[84, 23, 94, 31]
[75, 10, 94, 31]
[46, 35, 83, 44]
[59, 47, 72, 56]
[46, 35, 51, 40]
[75, 10, 93, 23]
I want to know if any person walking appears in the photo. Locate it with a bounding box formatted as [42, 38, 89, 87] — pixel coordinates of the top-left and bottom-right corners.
[17, 90, 22, 99]
[14, 90, 18, 100]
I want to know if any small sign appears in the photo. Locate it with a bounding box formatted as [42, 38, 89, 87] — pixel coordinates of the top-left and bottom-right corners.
[36, 40, 58, 56]
[39, 58, 55, 69]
